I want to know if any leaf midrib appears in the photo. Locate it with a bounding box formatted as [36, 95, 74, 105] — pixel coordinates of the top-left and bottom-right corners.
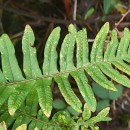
[0, 58, 126, 87]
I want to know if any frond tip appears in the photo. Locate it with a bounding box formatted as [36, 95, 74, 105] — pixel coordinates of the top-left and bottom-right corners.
[9, 108, 16, 116]
[15, 124, 27, 130]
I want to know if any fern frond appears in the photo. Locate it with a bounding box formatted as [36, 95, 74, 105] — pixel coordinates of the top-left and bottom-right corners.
[0, 22, 130, 129]
[22, 25, 42, 79]
[0, 34, 24, 81]
[25, 89, 38, 116]
[54, 74, 82, 113]
[0, 104, 110, 130]
[22, 25, 53, 117]
[36, 78, 52, 117]
[8, 83, 29, 115]
[43, 26, 60, 75]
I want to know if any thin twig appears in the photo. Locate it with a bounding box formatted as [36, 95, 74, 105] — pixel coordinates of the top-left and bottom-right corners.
[115, 9, 130, 28]
[73, 0, 77, 21]
[73, 0, 77, 27]
[10, 31, 23, 39]
[0, 59, 120, 87]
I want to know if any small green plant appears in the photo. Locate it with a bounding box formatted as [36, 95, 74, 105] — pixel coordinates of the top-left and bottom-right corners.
[53, 99, 66, 110]
[53, 99, 79, 116]
[103, 0, 119, 15]
[93, 83, 123, 111]
[0, 22, 130, 129]
[84, 7, 95, 20]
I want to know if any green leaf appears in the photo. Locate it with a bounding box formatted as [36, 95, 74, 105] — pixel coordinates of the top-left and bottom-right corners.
[52, 111, 71, 125]
[91, 22, 109, 62]
[104, 29, 118, 60]
[0, 34, 24, 81]
[116, 28, 130, 58]
[43, 27, 61, 75]
[54, 75, 82, 113]
[8, 84, 29, 115]
[76, 27, 89, 66]
[0, 121, 7, 130]
[12, 116, 30, 130]
[87, 107, 111, 125]
[96, 100, 110, 112]
[86, 66, 116, 91]
[84, 8, 95, 19]
[22, 25, 42, 79]
[25, 90, 38, 116]
[67, 106, 79, 116]
[35, 110, 48, 129]
[93, 83, 109, 99]
[74, 28, 96, 112]
[87, 23, 116, 91]
[99, 63, 130, 87]
[82, 103, 91, 121]
[23, 25, 53, 117]
[53, 99, 66, 110]
[90, 125, 99, 130]
[15, 124, 27, 130]
[36, 78, 52, 117]
[60, 24, 77, 71]
[103, 0, 119, 15]
[96, 107, 111, 121]
[102, 28, 130, 88]
[71, 70, 96, 112]
[113, 61, 130, 76]
[0, 110, 19, 128]
[28, 120, 38, 130]
[41, 26, 61, 117]
[0, 87, 12, 107]
[108, 84, 123, 100]
[0, 34, 26, 114]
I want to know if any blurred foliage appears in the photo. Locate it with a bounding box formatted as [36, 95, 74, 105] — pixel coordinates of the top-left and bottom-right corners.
[103, 0, 120, 15]
[53, 99, 66, 110]
[93, 83, 123, 111]
[84, 7, 95, 20]
[53, 99, 80, 116]
[96, 100, 110, 112]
